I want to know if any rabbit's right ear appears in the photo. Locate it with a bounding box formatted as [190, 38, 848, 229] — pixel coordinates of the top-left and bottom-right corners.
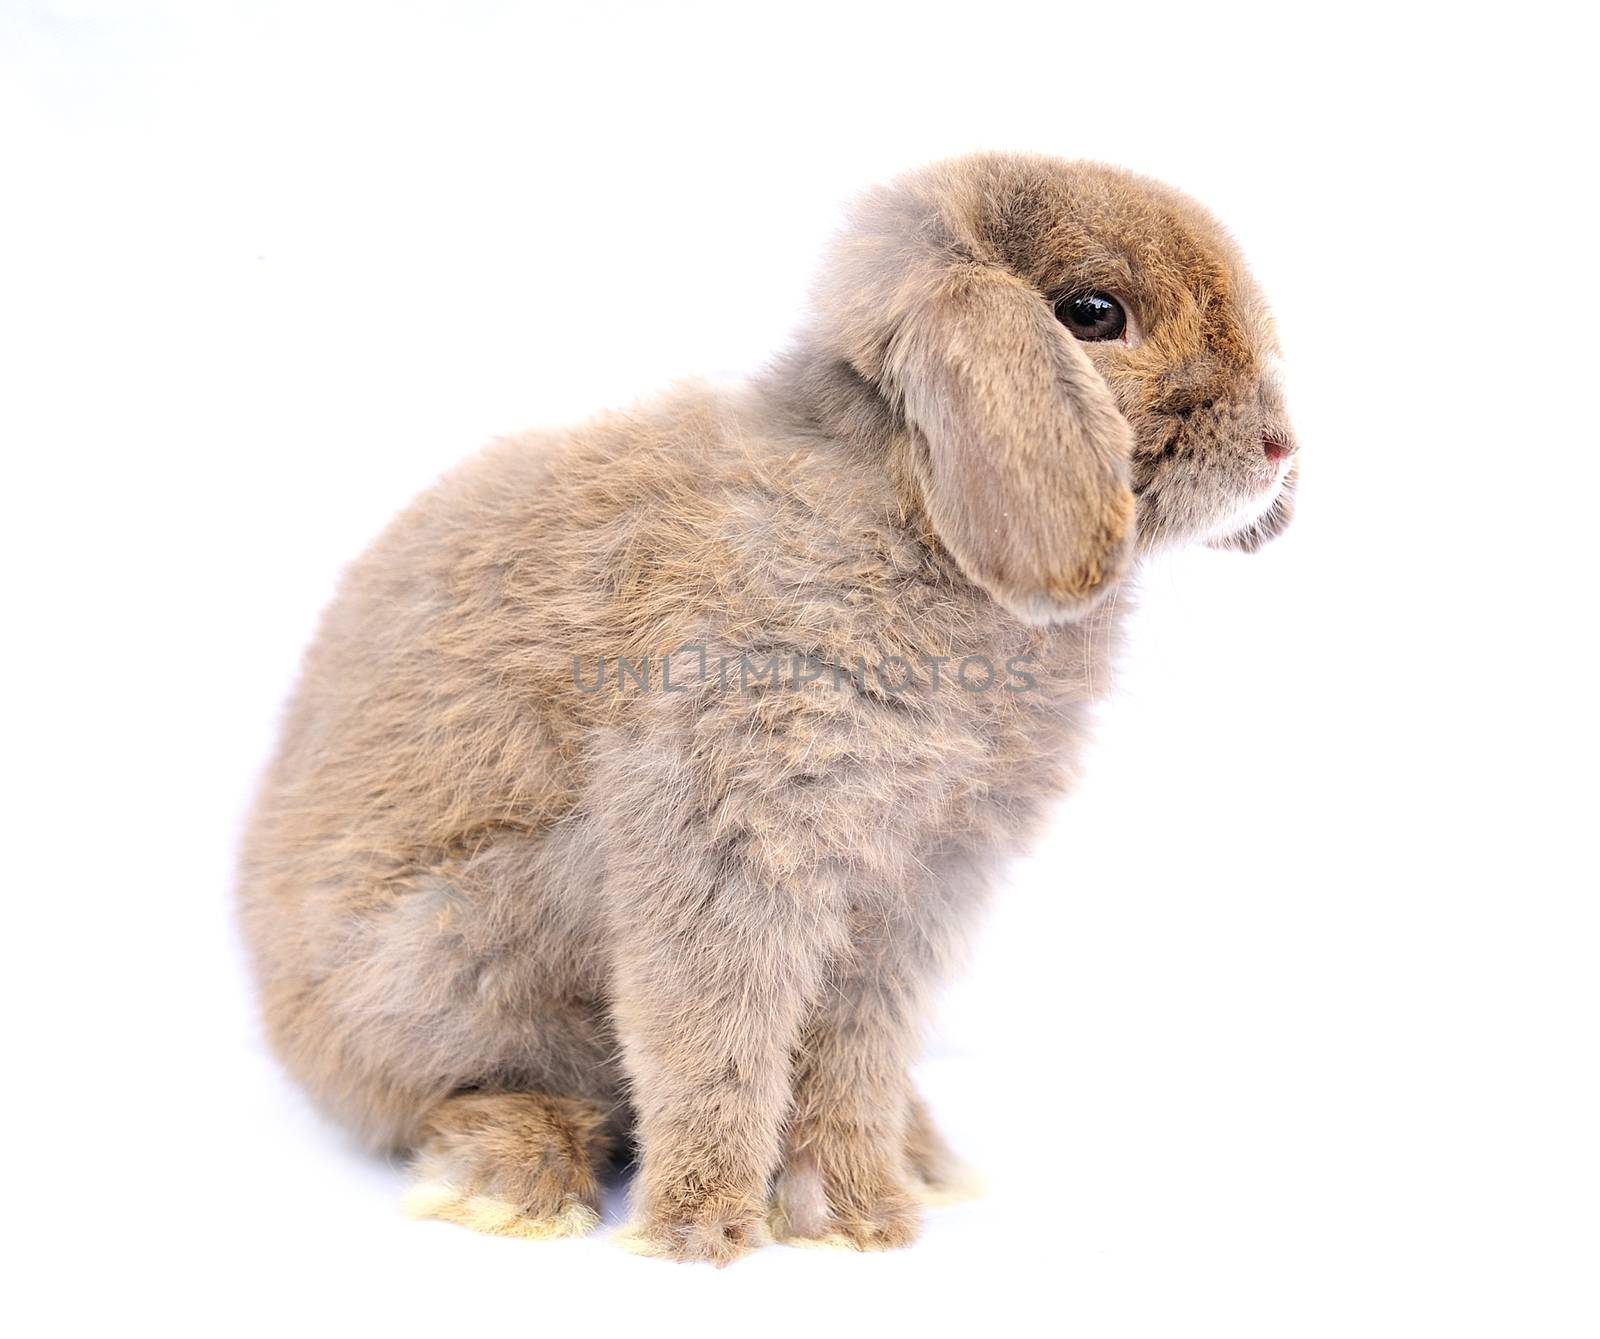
[884, 265, 1136, 624]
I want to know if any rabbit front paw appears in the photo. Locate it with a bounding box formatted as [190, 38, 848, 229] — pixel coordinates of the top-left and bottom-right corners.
[769, 1144, 921, 1251]
[615, 1186, 771, 1265]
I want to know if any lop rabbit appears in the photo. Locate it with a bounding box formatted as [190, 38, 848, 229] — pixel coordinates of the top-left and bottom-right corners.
[238, 152, 1297, 1262]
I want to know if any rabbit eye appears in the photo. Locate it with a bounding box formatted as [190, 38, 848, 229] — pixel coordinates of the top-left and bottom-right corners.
[1054, 291, 1127, 342]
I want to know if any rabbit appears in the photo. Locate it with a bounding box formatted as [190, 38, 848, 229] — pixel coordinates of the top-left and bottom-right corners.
[236, 151, 1297, 1264]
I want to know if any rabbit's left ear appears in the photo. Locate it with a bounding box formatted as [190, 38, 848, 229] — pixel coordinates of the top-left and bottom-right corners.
[884, 265, 1136, 624]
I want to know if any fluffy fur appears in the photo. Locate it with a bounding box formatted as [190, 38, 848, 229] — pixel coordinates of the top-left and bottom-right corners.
[237, 153, 1296, 1263]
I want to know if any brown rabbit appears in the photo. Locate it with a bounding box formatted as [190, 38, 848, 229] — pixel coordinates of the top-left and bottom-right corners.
[237, 152, 1297, 1263]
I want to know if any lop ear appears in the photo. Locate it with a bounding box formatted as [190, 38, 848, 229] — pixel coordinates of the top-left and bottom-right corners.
[885, 266, 1136, 624]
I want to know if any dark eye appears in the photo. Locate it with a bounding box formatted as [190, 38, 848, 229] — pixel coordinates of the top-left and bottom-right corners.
[1054, 291, 1127, 342]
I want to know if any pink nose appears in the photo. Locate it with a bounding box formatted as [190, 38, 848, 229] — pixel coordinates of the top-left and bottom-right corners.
[1262, 433, 1294, 463]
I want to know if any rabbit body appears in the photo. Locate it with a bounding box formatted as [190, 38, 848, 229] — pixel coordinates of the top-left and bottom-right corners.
[240, 153, 1293, 1261]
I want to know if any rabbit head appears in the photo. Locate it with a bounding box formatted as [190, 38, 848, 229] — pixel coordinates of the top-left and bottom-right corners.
[794, 152, 1296, 624]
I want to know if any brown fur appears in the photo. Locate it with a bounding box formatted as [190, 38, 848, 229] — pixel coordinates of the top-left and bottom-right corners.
[237, 153, 1294, 1262]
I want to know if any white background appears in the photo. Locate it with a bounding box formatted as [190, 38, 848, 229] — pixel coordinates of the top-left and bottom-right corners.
[4, 2, 1595, 1334]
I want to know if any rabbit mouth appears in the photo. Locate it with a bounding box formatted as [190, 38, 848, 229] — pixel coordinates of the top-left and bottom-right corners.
[1206, 470, 1289, 543]
[1251, 460, 1291, 495]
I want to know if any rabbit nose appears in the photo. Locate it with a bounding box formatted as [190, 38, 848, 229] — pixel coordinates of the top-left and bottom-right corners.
[1262, 432, 1294, 463]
